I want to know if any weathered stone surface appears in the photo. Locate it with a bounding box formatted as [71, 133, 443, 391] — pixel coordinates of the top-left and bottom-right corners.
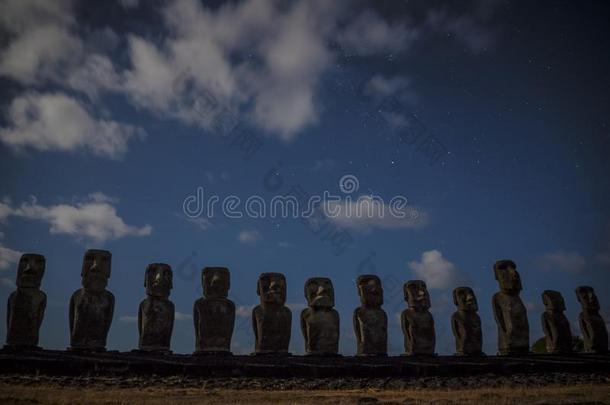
[194, 267, 235, 353]
[492, 260, 529, 355]
[252, 272, 291, 354]
[402, 280, 435, 356]
[5, 254, 47, 349]
[69, 249, 114, 351]
[541, 290, 572, 354]
[301, 277, 339, 355]
[353, 275, 387, 356]
[576, 286, 608, 353]
[138, 263, 174, 353]
[451, 286, 483, 356]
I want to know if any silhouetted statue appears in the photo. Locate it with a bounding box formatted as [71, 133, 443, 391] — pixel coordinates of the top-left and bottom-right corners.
[492, 260, 529, 355]
[451, 286, 483, 356]
[353, 274, 387, 356]
[194, 267, 235, 353]
[301, 277, 339, 355]
[252, 272, 291, 355]
[402, 280, 435, 355]
[576, 286, 608, 353]
[69, 249, 114, 351]
[540, 290, 572, 354]
[5, 254, 46, 349]
[138, 263, 174, 353]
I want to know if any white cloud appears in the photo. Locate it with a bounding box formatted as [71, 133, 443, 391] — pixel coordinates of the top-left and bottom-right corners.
[0, 245, 22, 271]
[539, 251, 586, 274]
[0, 93, 143, 158]
[323, 195, 427, 231]
[2, 193, 152, 243]
[408, 250, 462, 290]
[175, 311, 192, 321]
[236, 305, 254, 317]
[338, 10, 418, 55]
[238, 230, 262, 244]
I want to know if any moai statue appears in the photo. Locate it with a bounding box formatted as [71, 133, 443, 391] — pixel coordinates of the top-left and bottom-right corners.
[402, 280, 435, 356]
[540, 290, 572, 354]
[69, 249, 115, 351]
[353, 275, 387, 356]
[252, 272, 291, 355]
[451, 287, 483, 356]
[193, 267, 235, 354]
[491, 260, 529, 355]
[138, 263, 174, 353]
[5, 254, 47, 349]
[576, 286, 608, 353]
[301, 277, 340, 355]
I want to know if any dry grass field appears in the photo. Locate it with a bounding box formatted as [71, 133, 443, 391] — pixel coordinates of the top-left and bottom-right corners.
[1, 383, 610, 405]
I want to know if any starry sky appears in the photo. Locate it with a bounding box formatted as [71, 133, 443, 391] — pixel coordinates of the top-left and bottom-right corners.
[1, 0, 609, 355]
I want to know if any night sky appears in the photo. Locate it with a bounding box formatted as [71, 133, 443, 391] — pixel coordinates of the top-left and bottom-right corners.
[1, 0, 609, 355]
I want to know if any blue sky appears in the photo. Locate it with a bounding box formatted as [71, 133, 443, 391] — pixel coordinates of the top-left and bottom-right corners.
[1, 0, 609, 355]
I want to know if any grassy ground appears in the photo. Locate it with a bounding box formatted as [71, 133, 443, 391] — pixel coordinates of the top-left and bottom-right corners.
[1, 384, 610, 405]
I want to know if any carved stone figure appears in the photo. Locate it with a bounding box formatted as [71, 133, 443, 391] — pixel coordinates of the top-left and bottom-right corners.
[576, 286, 608, 353]
[69, 249, 114, 351]
[540, 290, 572, 354]
[5, 254, 47, 349]
[194, 267, 235, 353]
[252, 272, 291, 355]
[491, 260, 529, 355]
[138, 263, 174, 353]
[401, 280, 435, 355]
[301, 277, 339, 355]
[451, 286, 483, 356]
[353, 274, 387, 356]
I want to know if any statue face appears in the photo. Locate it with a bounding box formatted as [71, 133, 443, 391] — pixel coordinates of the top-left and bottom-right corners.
[202, 267, 230, 298]
[576, 286, 599, 311]
[81, 249, 111, 292]
[16, 253, 45, 289]
[404, 280, 431, 310]
[357, 275, 383, 307]
[145, 263, 172, 298]
[493, 260, 522, 293]
[304, 277, 334, 308]
[542, 290, 565, 311]
[257, 272, 286, 305]
[453, 287, 478, 311]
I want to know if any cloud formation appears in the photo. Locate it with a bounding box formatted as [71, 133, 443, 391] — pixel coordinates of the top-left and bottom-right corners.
[0, 245, 22, 271]
[238, 230, 262, 244]
[408, 250, 463, 290]
[0, 93, 143, 158]
[539, 251, 586, 274]
[1, 193, 152, 243]
[323, 196, 427, 231]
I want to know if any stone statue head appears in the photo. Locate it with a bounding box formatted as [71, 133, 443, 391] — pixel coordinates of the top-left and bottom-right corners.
[202, 267, 230, 298]
[493, 259, 522, 293]
[453, 286, 478, 312]
[81, 249, 111, 292]
[257, 272, 286, 305]
[357, 274, 383, 307]
[542, 290, 565, 312]
[16, 253, 45, 289]
[304, 277, 334, 308]
[576, 286, 600, 311]
[145, 263, 173, 299]
[404, 280, 431, 311]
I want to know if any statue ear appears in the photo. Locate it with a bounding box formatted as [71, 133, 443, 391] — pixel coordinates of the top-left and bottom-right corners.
[452, 289, 459, 306]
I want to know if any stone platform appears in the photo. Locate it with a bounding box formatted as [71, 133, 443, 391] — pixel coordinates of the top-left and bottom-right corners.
[1, 349, 609, 378]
